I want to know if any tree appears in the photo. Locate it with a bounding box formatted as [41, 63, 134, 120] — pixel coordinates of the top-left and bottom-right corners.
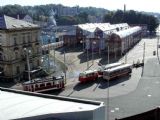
[103, 10, 159, 32]
[57, 16, 78, 25]
[76, 12, 89, 24]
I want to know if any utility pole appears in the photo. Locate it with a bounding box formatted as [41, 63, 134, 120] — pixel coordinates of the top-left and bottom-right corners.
[108, 45, 110, 64]
[92, 42, 94, 64]
[86, 39, 89, 70]
[48, 38, 51, 73]
[87, 48, 89, 70]
[125, 52, 127, 63]
[54, 46, 56, 65]
[99, 36, 101, 57]
[64, 48, 66, 84]
[142, 42, 145, 76]
[157, 34, 159, 59]
[107, 45, 110, 120]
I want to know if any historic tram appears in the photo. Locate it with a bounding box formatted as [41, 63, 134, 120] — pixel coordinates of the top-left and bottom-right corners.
[79, 70, 98, 83]
[22, 76, 65, 92]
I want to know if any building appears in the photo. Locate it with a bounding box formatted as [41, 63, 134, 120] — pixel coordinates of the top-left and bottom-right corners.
[0, 87, 105, 120]
[11, 14, 33, 23]
[78, 23, 129, 52]
[109, 26, 142, 57]
[0, 15, 42, 81]
[62, 23, 130, 52]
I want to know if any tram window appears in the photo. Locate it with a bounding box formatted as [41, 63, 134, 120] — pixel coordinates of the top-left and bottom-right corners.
[40, 84, 45, 87]
[47, 83, 51, 86]
[35, 84, 38, 88]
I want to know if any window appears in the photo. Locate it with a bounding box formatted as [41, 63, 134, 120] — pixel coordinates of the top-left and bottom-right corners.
[15, 52, 18, 59]
[14, 37, 17, 45]
[0, 35, 2, 45]
[16, 66, 20, 74]
[37, 60, 40, 66]
[28, 35, 31, 42]
[0, 53, 3, 60]
[25, 64, 27, 70]
[23, 36, 25, 44]
[37, 47, 40, 53]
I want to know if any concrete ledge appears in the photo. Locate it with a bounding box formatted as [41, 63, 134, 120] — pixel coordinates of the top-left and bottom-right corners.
[0, 87, 103, 106]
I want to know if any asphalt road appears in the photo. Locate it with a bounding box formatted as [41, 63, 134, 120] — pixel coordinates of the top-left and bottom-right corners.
[49, 36, 160, 120]
[101, 57, 160, 120]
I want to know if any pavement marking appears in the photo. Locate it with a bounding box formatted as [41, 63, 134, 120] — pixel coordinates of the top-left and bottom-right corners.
[111, 110, 115, 113]
[147, 94, 152, 97]
[115, 108, 120, 111]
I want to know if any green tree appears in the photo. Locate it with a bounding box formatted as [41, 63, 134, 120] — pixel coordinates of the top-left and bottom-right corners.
[76, 12, 89, 24]
[103, 10, 159, 32]
[57, 16, 78, 25]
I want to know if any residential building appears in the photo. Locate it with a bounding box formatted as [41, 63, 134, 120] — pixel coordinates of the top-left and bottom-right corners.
[0, 15, 41, 81]
[11, 14, 33, 23]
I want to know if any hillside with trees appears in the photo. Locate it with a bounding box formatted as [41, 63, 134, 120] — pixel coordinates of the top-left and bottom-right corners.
[0, 4, 159, 32]
[103, 10, 159, 32]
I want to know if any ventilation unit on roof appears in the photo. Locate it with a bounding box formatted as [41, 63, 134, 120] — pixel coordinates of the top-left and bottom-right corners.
[21, 25, 25, 27]
[12, 25, 17, 28]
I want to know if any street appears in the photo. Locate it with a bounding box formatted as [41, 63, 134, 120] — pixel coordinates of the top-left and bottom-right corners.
[49, 35, 160, 120]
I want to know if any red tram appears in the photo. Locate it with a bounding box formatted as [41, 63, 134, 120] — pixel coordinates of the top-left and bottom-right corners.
[78, 70, 98, 83]
[22, 76, 65, 92]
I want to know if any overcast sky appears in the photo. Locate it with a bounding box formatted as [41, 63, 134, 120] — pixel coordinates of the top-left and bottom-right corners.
[1, 0, 160, 13]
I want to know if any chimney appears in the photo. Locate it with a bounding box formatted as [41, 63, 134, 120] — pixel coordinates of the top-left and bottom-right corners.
[124, 4, 126, 13]
[17, 14, 19, 19]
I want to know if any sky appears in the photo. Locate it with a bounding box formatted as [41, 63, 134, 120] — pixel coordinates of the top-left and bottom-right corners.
[1, 0, 160, 13]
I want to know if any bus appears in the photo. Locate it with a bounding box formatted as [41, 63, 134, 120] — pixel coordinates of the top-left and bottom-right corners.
[79, 70, 98, 83]
[103, 64, 132, 80]
[98, 62, 124, 77]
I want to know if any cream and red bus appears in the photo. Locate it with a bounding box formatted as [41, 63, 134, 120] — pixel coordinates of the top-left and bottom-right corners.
[98, 62, 124, 77]
[103, 64, 132, 80]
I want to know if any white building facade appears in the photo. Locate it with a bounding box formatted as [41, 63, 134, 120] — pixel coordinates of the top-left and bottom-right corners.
[0, 15, 42, 81]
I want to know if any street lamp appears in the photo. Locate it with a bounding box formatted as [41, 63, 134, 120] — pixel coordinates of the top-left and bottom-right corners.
[108, 45, 110, 64]
[92, 41, 96, 64]
[80, 40, 84, 51]
[63, 37, 67, 84]
[24, 48, 31, 82]
[86, 39, 89, 70]
[98, 36, 101, 57]
[107, 45, 110, 120]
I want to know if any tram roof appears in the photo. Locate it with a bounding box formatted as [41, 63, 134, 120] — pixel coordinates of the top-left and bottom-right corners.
[0, 87, 104, 120]
[104, 64, 132, 73]
[80, 69, 98, 74]
[103, 62, 124, 69]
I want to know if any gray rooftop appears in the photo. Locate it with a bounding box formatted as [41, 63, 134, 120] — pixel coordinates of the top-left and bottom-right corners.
[0, 15, 39, 30]
[0, 87, 104, 120]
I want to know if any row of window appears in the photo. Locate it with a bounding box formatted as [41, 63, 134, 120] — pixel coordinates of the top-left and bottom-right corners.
[0, 47, 41, 61]
[16, 60, 40, 74]
[13, 35, 39, 45]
